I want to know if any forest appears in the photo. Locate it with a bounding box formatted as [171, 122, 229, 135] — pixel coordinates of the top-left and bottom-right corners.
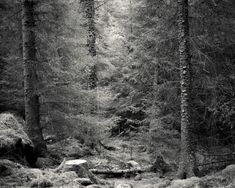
[0, 0, 234, 187]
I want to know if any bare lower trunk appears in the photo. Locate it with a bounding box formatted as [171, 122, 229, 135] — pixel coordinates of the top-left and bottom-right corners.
[177, 0, 196, 179]
[22, 0, 47, 156]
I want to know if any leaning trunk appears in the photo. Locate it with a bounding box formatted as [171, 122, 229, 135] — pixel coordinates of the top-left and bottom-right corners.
[22, 0, 47, 156]
[177, 0, 196, 178]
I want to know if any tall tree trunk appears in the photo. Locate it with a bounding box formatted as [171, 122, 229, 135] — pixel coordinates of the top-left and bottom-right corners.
[85, 0, 96, 57]
[177, 0, 196, 179]
[82, 0, 97, 89]
[22, 0, 47, 156]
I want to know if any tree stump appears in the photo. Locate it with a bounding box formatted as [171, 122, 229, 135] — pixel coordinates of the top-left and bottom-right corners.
[64, 159, 100, 184]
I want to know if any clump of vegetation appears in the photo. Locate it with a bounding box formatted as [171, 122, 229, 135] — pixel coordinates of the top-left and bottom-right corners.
[110, 106, 150, 136]
[30, 178, 53, 188]
[0, 113, 36, 166]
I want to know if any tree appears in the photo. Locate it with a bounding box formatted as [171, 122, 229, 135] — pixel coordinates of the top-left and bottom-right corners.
[177, 0, 196, 178]
[81, 0, 97, 89]
[22, 0, 47, 155]
[84, 0, 96, 57]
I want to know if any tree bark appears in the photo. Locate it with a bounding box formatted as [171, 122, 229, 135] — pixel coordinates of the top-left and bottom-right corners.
[84, 0, 96, 57]
[22, 0, 47, 156]
[82, 0, 98, 89]
[177, 0, 196, 179]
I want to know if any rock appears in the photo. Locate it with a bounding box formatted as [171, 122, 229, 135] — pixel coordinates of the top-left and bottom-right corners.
[126, 160, 142, 178]
[222, 164, 235, 184]
[222, 164, 235, 179]
[168, 177, 205, 188]
[74, 178, 92, 186]
[134, 173, 142, 181]
[36, 157, 57, 168]
[0, 159, 22, 176]
[154, 179, 171, 188]
[225, 184, 235, 188]
[54, 171, 78, 186]
[0, 113, 37, 166]
[30, 178, 53, 188]
[29, 171, 80, 188]
[0, 160, 83, 187]
[116, 183, 133, 188]
[202, 175, 230, 188]
[127, 160, 141, 171]
[0, 164, 11, 176]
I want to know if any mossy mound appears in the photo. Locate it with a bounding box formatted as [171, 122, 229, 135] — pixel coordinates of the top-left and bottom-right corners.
[0, 159, 83, 187]
[0, 113, 37, 166]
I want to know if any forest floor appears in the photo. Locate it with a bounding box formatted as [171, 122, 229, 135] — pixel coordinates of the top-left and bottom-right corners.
[0, 86, 234, 187]
[86, 137, 171, 187]
[84, 86, 176, 187]
[83, 86, 165, 188]
[84, 86, 234, 188]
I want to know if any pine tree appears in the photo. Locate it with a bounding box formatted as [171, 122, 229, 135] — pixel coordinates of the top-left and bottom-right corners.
[177, 0, 196, 178]
[22, 0, 47, 155]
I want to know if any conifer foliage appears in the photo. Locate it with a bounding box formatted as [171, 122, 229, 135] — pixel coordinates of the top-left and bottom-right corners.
[0, 0, 234, 179]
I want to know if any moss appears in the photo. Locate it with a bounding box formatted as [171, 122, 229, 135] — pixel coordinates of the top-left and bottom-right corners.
[0, 113, 36, 166]
[0, 113, 32, 148]
[0, 159, 83, 187]
[30, 178, 53, 188]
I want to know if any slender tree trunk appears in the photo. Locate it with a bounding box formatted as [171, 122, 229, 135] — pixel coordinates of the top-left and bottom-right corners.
[22, 0, 47, 156]
[177, 0, 196, 179]
[82, 0, 97, 89]
[129, 0, 133, 33]
[86, 0, 96, 57]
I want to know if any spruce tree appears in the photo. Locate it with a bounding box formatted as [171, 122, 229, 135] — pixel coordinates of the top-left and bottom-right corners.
[177, 0, 196, 178]
[22, 0, 47, 155]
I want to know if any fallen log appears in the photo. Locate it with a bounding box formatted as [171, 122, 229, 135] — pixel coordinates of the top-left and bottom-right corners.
[90, 165, 152, 176]
[98, 140, 116, 151]
[90, 169, 137, 178]
[90, 169, 136, 174]
[90, 168, 142, 175]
